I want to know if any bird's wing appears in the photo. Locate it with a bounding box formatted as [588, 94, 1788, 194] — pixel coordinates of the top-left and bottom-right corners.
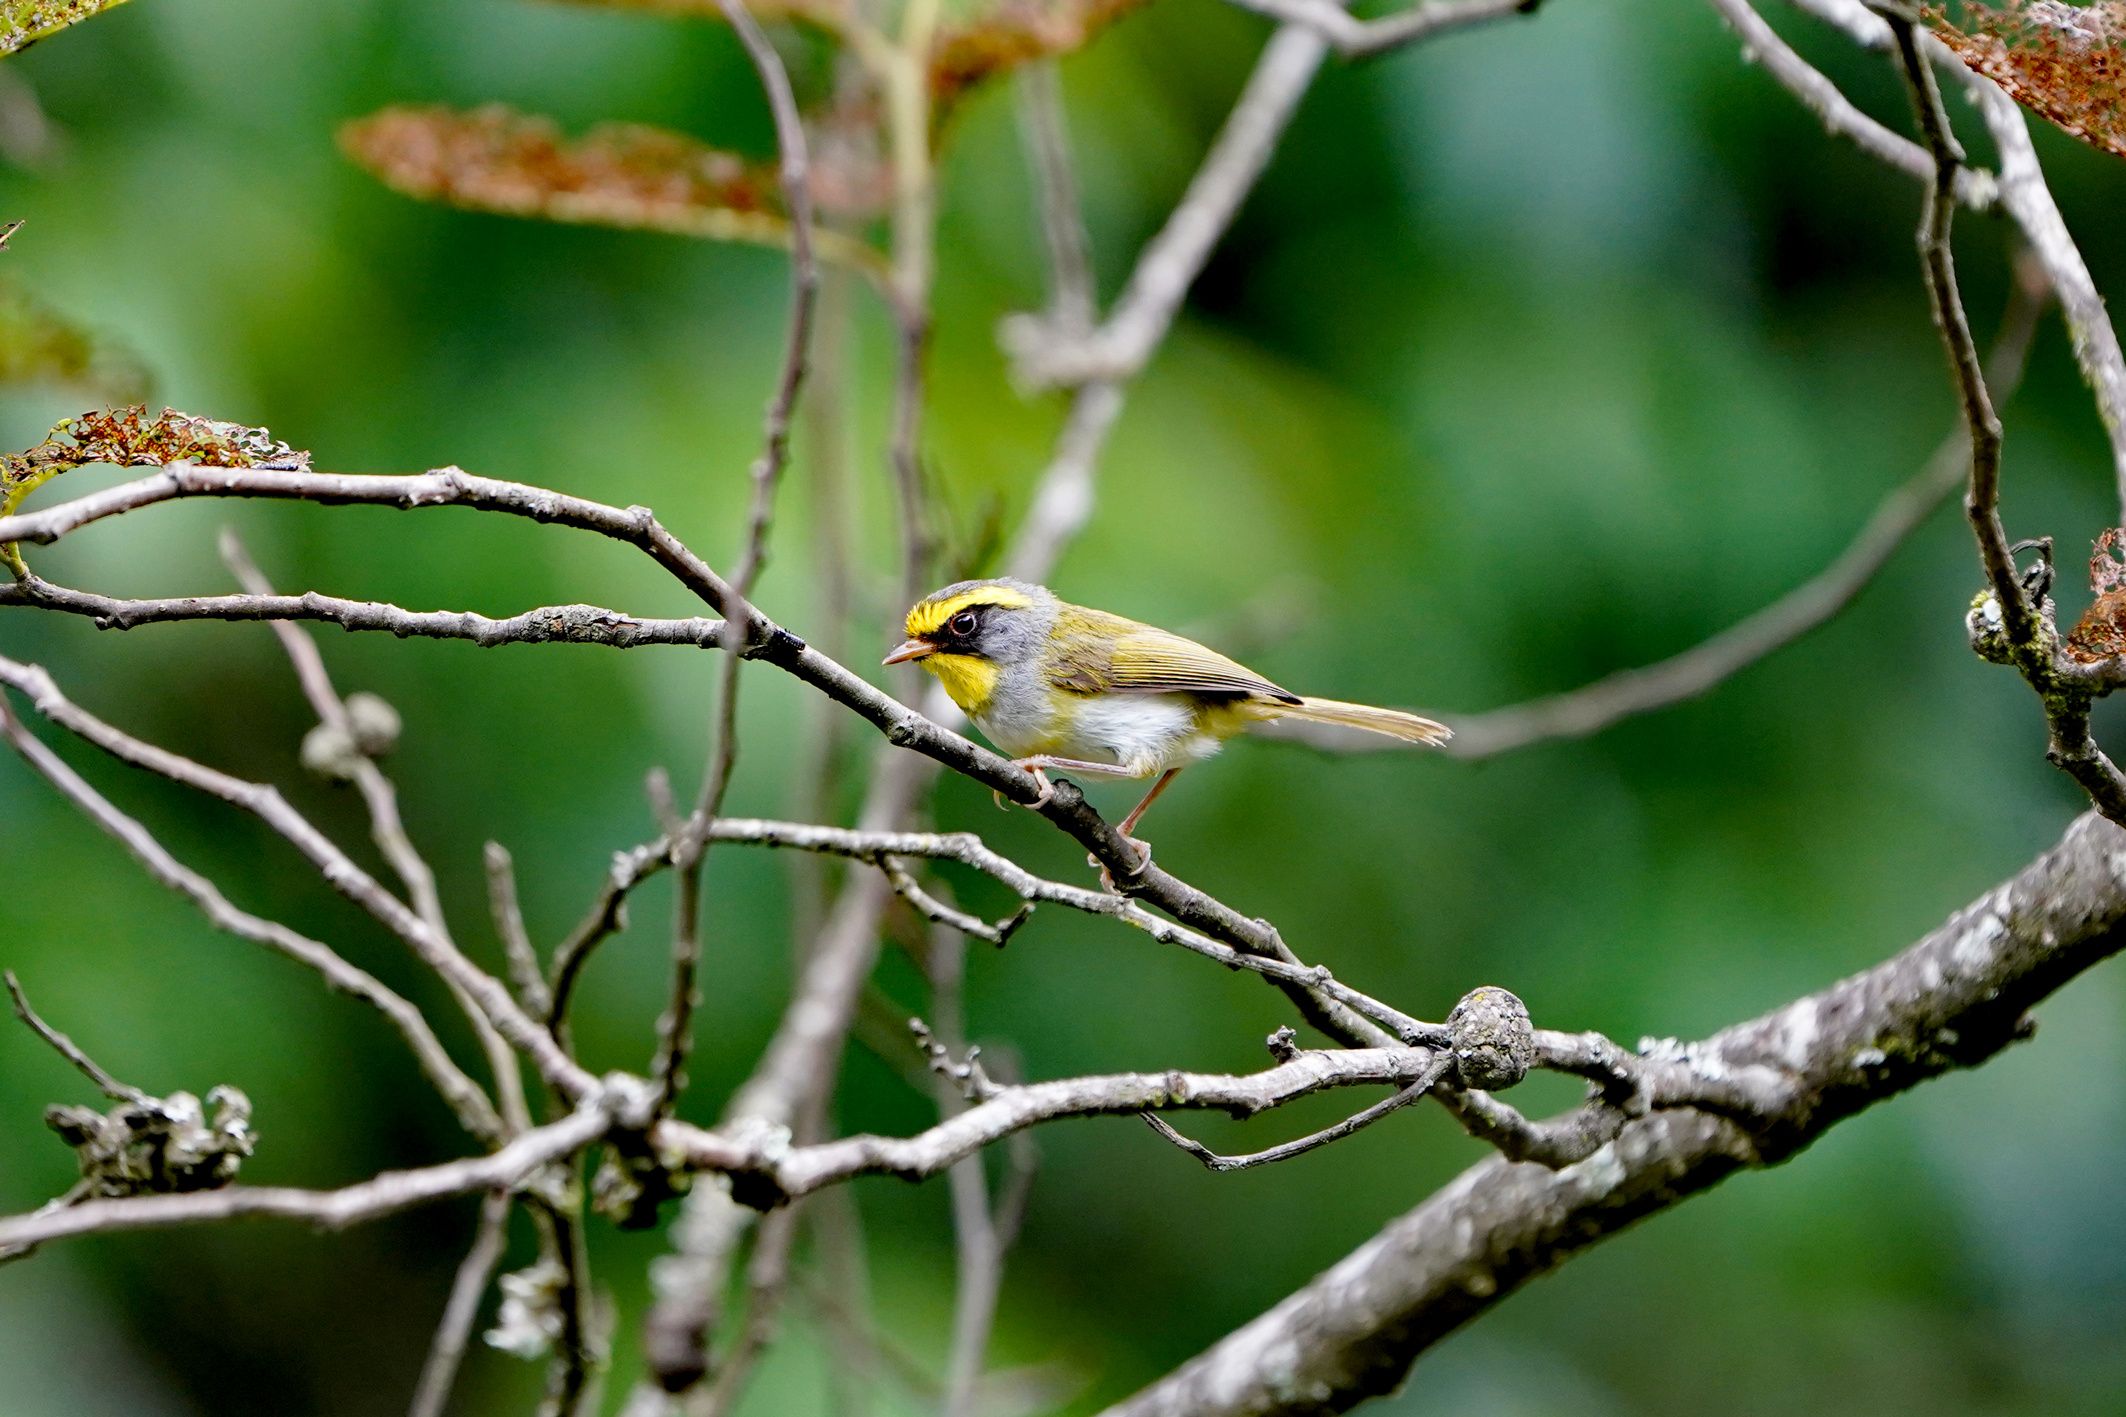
[1048, 610, 1301, 704]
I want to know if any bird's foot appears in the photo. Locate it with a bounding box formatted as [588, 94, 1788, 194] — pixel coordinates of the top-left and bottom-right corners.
[1092, 836, 1152, 892]
[1002, 760, 1056, 812]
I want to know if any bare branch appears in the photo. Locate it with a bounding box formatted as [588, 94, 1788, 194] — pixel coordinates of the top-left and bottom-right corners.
[0, 691, 504, 1140]
[1100, 809, 2126, 1417]
[1225, 0, 1543, 60]
[485, 843, 552, 1018]
[1708, 0, 1995, 205]
[407, 1191, 513, 1417]
[1777, 0, 2126, 513]
[1445, 256, 2046, 758]
[5, 970, 149, 1104]
[1142, 1057, 1446, 1173]
[0, 1100, 611, 1252]
[0, 652, 593, 1102]
[0, 574, 726, 649]
[695, 1046, 1450, 1202]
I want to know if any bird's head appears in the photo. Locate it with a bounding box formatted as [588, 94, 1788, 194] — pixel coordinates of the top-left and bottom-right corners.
[885, 577, 1057, 712]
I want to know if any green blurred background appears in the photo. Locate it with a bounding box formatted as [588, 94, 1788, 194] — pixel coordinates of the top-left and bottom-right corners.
[4, 0, 2125, 1412]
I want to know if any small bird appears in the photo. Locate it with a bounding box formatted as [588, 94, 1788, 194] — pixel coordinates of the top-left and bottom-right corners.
[885, 578, 1451, 872]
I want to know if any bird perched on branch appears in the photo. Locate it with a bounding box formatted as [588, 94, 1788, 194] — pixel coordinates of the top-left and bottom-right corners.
[886, 578, 1450, 875]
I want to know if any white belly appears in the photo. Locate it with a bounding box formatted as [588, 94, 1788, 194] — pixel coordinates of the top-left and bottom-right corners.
[977, 693, 1224, 777]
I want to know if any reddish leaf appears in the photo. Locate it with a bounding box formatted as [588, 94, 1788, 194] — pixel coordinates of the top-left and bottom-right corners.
[340, 105, 784, 228]
[1930, 2, 2126, 159]
[932, 0, 1151, 101]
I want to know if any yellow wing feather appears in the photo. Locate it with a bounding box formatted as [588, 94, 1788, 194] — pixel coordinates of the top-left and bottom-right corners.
[1046, 607, 1301, 703]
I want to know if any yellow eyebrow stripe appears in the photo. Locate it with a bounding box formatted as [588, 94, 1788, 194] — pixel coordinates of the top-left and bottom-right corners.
[905, 585, 1034, 636]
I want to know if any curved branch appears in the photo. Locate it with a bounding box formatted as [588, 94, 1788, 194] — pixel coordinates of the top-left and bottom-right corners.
[1101, 809, 2126, 1416]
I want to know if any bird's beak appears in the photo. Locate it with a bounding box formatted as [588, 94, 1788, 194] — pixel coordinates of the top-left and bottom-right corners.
[883, 637, 936, 666]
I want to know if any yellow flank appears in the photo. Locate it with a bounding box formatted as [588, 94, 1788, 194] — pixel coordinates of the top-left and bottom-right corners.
[906, 585, 1036, 638]
[1196, 698, 1264, 741]
[920, 652, 1001, 714]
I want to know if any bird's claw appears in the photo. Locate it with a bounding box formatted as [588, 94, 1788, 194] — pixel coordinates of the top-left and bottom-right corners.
[1092, 837, 1152, 892]
[1006, 760, 1057, 810]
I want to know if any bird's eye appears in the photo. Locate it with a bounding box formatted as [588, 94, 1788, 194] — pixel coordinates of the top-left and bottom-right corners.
[949, 610, 979, 638]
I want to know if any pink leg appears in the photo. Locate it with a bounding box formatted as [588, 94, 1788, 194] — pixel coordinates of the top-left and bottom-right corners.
[1118, 768, 1180, 839]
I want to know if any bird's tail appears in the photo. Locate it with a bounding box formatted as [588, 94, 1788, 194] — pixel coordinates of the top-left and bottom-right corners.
[1262, 697, 1452, 746]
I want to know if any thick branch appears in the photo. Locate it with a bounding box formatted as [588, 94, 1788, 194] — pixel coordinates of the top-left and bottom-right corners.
[1101, 810, 2126, 1416]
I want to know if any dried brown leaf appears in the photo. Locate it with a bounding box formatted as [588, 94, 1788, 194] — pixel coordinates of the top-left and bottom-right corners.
[1929, 2, 2126, 159]
[341, 105, 782, 226]
[339, 104, 891, 272]
[2065, 527, 2126, 660]
[2, 407, 306, 573]
[3, 407, 306, 488]
[932, 0, 1151, 101]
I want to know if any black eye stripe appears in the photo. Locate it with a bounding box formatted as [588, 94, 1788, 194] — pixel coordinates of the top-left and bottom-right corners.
[948, 610, 979, 637]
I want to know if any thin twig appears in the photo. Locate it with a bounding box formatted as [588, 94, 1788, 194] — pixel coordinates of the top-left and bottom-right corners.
[1879, 5, 2022, 639]
[1142, 1056, 1448, 1172]
[527, 1194, 600, 1417]
[1002, 22, 1333, 584]
[0, 574, 726, 648]
[1709, 0, 1995, 203]
[548, 836, 673, 1038]
[1015, 61, 1097, 337]
[655, 0, 825, 1113]
[5, 970, 148, 1103]
[929, 923, 1023, 1417]
[407, 1190, 513, 1417]
[222, 530, 535, 1134]
[696, 1203, 804, 1416]
[1224, 0, 1542, 58]
[0, 1100, 611, 1252]
[486, 843, 552, 1018]
[1001, 22, 1331, 377]
[1443, 258, 2047, 758]
[0, 692, 503, 1139]
[0, 652, 592, 1102]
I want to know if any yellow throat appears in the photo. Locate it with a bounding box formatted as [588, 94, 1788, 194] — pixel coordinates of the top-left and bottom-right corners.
[917, 652, 1000, 714]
